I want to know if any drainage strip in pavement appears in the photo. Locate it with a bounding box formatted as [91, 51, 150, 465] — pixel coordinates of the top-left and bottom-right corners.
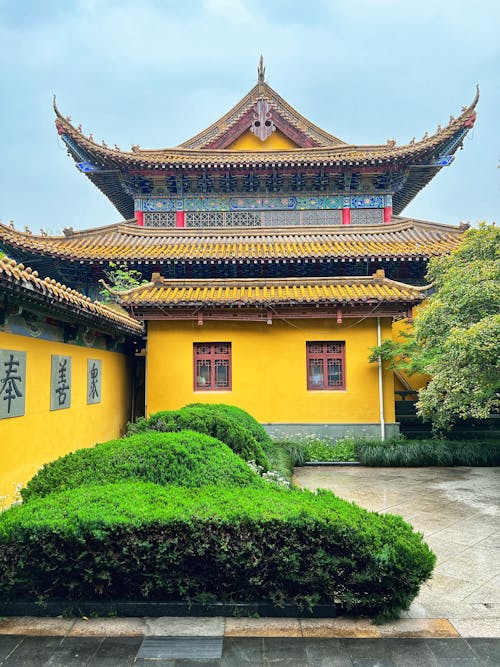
[137, 636, 223, 660]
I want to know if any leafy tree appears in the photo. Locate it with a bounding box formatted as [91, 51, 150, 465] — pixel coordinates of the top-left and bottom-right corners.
[371, 223, 500, 433]
[99, 262, 148, 302]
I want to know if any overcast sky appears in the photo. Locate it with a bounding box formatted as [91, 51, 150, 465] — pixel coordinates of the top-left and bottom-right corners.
[0, 0, 498, 234]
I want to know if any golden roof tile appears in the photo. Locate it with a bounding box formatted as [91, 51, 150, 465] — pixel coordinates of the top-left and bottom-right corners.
[112, 271, 427, 308]
[53, 87, 478, 168]
[0, 256, 143, 336]
[0, 218, 466, 263]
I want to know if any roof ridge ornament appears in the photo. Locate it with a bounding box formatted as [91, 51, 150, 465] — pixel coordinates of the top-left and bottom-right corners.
[257, 54, 265, 84]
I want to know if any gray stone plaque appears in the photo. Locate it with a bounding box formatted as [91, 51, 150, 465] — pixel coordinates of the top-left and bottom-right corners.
[50, 355, 71, 411]
[87, 358, 102, 404]
[0, 349, 26, 419]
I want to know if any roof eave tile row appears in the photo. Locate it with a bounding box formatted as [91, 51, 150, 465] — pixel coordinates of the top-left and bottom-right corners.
[0, 256, 143, 337]
[0, 218, 466, 264]
[115, 272, 427, 309]
[53, 88, 478, 169]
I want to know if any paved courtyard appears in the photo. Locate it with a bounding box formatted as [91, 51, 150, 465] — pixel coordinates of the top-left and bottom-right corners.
[294, 465, 500, 637]
[0, 466, 498, 664]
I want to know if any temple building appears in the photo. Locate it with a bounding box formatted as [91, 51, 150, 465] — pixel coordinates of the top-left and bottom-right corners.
[0, 60, 478, 440]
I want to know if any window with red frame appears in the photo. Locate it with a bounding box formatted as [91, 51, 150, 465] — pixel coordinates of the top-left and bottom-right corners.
[306, 341, 345, 390]
[194, 343, 231, 391]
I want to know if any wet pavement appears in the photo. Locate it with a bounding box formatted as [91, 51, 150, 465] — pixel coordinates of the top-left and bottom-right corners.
[0, 467, 498, 664]
[0, 634, 499, 665]
[294, 465, 500, 636]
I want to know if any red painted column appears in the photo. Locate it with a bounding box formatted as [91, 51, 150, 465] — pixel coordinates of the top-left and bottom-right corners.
[176, 211, 185, 228]
[341, 196, 351, 225]
[135, 211, 144, 227]
[383, 195, 392, 223]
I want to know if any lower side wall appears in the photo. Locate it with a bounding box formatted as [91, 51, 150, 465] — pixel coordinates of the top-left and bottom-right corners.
[263, 422, 400, 441]
[0, 332, 130, 506]
[146, 317, 395, 428]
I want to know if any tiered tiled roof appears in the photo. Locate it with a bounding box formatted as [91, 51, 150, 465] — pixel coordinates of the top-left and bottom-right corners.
[0, 256, 143, 336]
[53, 80, 478, 218]
[112, 271, 427, 309]
[0, 218, 466, 264]
[54, 88, 478, 168]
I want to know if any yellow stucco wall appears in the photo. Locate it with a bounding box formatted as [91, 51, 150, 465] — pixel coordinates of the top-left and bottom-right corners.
[146, 318, 395, 424]
[227, 128, 298, 151]
[0, 332, 130, 506]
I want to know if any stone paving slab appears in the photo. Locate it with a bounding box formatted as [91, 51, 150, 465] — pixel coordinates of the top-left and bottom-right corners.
[68, 617, 147, 637]
[0, 617, 76, 636]
[225, 617, 302, 637]
[0, 634, 498, 666]
[0, 615, 479, 639]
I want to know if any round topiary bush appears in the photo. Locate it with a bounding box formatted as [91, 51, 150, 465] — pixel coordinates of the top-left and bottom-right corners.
[127, 405, 270, 469]
[21, 431, 265, 502]
[186, 403, 272, 447]
[0, 482, 435, 619]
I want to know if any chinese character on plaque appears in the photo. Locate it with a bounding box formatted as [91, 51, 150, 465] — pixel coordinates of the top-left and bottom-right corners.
[50, 355, 71, 410]
[87, 359, 102, 405]
[0, 350, 26, 419]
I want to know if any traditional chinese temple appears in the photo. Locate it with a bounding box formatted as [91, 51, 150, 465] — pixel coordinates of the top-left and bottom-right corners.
[0, 59, 478, 442]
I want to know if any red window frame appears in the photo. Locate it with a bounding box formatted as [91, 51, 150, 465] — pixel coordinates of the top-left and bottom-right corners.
[193, 342, 232, 391]
[306, 341, 345, 391]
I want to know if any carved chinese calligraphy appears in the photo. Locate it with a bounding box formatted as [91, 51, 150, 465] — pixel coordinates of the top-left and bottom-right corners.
[87, 359, 102, 405]
[0, 350, 26, 419]
[50, 355, 72, 410]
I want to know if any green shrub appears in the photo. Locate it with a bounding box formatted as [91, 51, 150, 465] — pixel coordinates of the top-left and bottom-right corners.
[186, 403, 272, 446]
[21, 431, 265, 502]
[0, 482, 435, 619]
[271, 436, 357, 464]
[306, 436, 357, 462]
[356, 438, 500, 466]
[127, 405, 269, 469]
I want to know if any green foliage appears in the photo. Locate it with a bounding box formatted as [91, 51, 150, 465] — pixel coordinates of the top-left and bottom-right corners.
[356, 438, 500, 467]
[0, 482, 435, 619]
[306, 437, 357, 462]
[370, 224, 500, 432]
[21, 431, 265, 502]
[418, 315, 500, 432]
[100, 262, 148, 302]
[258, 441, 301, 482]
[273, 435, 357, 464]
[127, 405, 270, 469]
[186, 403, 272, 446]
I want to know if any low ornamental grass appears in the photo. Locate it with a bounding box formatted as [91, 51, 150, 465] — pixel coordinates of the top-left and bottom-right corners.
[356, 438, 500, 467]
[127, 405, 269, 469]
[0, 482, 435, 619]
[21, 431, 266, 503]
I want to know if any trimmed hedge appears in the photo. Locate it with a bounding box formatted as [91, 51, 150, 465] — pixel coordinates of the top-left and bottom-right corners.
[21, 431, 265, 503]
[186, 403, 272, 447]
[0, 482, 435, 619]
[127, 405, 269, 469]
[356, 438, 500, 466]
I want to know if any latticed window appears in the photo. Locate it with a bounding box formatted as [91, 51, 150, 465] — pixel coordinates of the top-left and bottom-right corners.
[144, 212, 176, 227]
[194, 343, 231, 391]
[185, 209, 343, 228]
[350, 209, 383, 225]
[306, 341, 345, 390]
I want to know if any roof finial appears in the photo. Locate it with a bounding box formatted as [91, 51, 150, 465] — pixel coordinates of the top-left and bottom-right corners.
[258, 55, 265, 84]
